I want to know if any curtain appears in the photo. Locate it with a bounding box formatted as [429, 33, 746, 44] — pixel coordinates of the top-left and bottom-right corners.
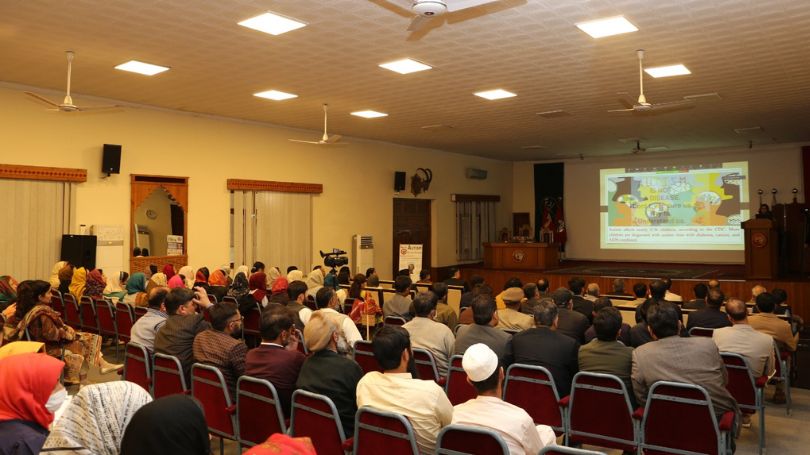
[456, 200, 496, 261]
[0, 179, 73, 281]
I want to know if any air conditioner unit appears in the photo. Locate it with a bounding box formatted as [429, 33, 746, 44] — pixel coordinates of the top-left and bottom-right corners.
[352, 235, 374, 276]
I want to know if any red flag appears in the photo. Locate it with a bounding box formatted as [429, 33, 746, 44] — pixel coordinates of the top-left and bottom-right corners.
[555, 197, 567, 249]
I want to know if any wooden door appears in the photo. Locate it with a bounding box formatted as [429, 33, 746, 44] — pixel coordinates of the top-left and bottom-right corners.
[393, 199, 431, 277]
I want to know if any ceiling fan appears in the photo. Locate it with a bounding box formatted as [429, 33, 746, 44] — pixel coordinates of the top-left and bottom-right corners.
[24, 51, 120, 112]
[288, 104, 346, 146]
[379, 0, 502, 32]
[631, 140, 646, 154]
[609, 49, 694, 114]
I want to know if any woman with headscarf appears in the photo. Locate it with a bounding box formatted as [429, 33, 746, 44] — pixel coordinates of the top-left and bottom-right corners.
[0, 275, 18, 313]
[208, 268, 229, 302]
[227, 272, 250, 300]
[244, 434, 317, 455]
[269, 277, 289, 304]
[68, 267, 87, 301]
[337, 266, 351, 285]
[304, 267, 325, 300]
[167, 274, 185, 289]
[2, 280, 121, 384]
[162, 264, 176, 282]
[348, 274, 381, 338]
[324, 273, 347, 305]
[50, 261, 67, 289]
[286, 269, 304, 283]
[120, 395, 210, 455]
[145, 272, 168, 294]
[123, 272, 148, 306]
[248, 272, 269, 308]
[177, 265, 195, 289]
[57, 264, 74, 295]
[41, 381, 152, 455]
[104, 272, 128, 302]
[193, 267, 211, 294]
[84, 269, 106, 299]
[0, 352, 65, 454]
[267, 266, 282, 290]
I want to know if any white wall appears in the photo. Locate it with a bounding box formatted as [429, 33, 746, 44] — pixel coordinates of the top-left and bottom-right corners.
[0, 85, 512, 279]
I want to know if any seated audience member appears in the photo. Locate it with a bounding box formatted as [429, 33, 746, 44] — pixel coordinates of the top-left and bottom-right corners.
[708, 279, 721, 290]
[163, 264, 176, 281]
[245, 304, 305, 417]
[337, 266, 351, 285]
[146, 272, 168, 294]
[123, 272, 148, 306]
[713, 298, 775, 378]
[460, 283, 493, 325]
[632, 302, 738, 419]
[385, 274, 414, 320]
[286, 280, 313, 331]
[244, 434, 317, 455]
[749, 291, 798, 404]
[454, 295, 512, 364]
[208, 268, 230, 302]
[550, 288, 589, 344]
[227, 271, 250, 301]
[584, 282, 600, 302]
[579, 307, 635, 405]
[177, 266, 194, 289]
[304, 266, 325, 300]
[635, 280, 683, 324]
[296, 312, 363, 437]
[3, 280, 121, 384]
[365, 267, 376, 279]
[268, 277, 289, 305]
[154, 287, 213, 384]
[453, 344, 556, 454]
[41, 381, 152, 454]
[0, 353, 64, 455]
[418, 269, 431, 284]
[248, 272, 270, 309]
[193, 267, 211, 294]
[104, 271, 129, 301]
[0, 275, 18, 314]
[510, 298, 579, 397]
[168, 274, 185, 289]
[57, 263, 74, 295]
[611, 278, 631, 296]
[356, 326, 453, 454]
[403, 291, 455, 377]
[662, 277, 682, 302]
[120, 395, 211, 455]
[568, 277, 592, 321]
[459, 275, 485, 310]
[444, 267, 469, 292]
[192, 301, 246, 398]
[287, 268, 304, 283]
[536, 277, 550, 298]
[267, 266, 282, 290]
[496, 287, 534, 331]
[348, 274, 382, 331]
[313, 287, 362, 348]
[68, 266, 87, 300]
[770, 288, 793, 317]
[750, 284, 767, 304]
[683, 283, 709, 310]
[324, 272, 347, 305]
[432, 282, 459, 331]
[630, 282, 648, 306]
[84, 269, 106, 299]
[686, 288, 732, 331]
[520, 282, 542, 315]
[49, 260, 66, 289]
[584, 297, 631, 345]
[629, 299, 658, 349]
[130, 287, 169, 351]
[495, 277, 522, 310]
[366, 268, 381, 287]
[251, 261, 266, 276]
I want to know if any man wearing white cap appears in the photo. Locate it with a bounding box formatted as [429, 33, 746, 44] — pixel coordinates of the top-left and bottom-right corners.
[453, 343, 557, 454]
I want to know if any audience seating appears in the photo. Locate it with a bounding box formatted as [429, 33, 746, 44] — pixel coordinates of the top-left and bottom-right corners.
[49, 289, 64, 314]
[296, 328, 308, 355]
[412, 347, 444, 385]
[151, 353, 189, 398]
[721, 352, 766, 454]
[637, 381, 734, 455]
[289, 389, 353, 454]
[436, 424, 509, 455]
[503, 364, 566, 438]
[445, 355, 477, 406]
[772, 342, 793, 415]
[352, 406, 419, 455]
[353, 340, 383, 375]
[236, 376, 287, 450]
[62, 294, 81, 329]
[222, 295, 238, 305]
[241, 301, 262, 343]
[123, 342, 151, 393]
[115, 302, 135, 343]
[687, 326, 715, 337]
[191, 363, 237, 455]
[133, 306, 147, 320]
[384, 315, 407, 326]
[539, 447, 607, 455]
[565, 372, 637, 453]
[78, 296, 99, 334]
[207, 294, 218, 304]
[94, 298, 119, 356]
[446, 286, 463, 315]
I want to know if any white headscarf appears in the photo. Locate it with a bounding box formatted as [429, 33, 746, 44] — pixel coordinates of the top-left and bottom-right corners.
[287, 269, 304, 283]
[178, 266, 195, 289]
[305, 268, 324, 290]
[236, 265, 250, 279]
[267, 267, 281, 289]
[50, 261, 67, 288]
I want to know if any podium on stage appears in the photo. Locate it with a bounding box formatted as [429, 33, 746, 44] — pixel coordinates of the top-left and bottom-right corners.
[741, 218, 778, 279]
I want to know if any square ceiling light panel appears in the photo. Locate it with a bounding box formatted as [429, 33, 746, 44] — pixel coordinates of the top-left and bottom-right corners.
[351, 110, 388, 118]
[474, 89, 517, 100]
[576, 16, 638, 38]
[254, 90, 298, 101]
[114, 60, 170, 76]
[379, 58, 432, 74]
[644, 64, 691, 78]
[238, 12, 307, 36]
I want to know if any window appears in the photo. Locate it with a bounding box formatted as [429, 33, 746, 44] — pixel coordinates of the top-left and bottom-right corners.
[455, 198, 497, 262]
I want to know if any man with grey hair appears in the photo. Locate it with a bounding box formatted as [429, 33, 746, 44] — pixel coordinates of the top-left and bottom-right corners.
[510, 298, 579, 397]
[584, 283, 600, 302]
[749, 284, 767, 303]
[551, 288, 589, 344]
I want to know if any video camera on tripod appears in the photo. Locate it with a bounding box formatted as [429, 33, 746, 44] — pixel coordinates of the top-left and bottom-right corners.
[320, 248, 349, 271]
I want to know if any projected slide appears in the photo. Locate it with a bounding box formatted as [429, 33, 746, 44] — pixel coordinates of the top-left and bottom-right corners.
[600, 162, 749, 250]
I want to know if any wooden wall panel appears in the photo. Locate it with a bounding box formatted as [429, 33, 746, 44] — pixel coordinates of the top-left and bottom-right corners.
[227, 179, 322, 193]
[0, 163, 86, 182]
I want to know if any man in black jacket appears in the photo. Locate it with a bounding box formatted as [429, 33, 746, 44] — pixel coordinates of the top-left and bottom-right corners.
[686, 288, 732, 332]
[551, 288, 589, 344]
[568, 277, 593, 322]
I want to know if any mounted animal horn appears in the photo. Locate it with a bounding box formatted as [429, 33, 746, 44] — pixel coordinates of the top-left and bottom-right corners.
[410, 168, 433, 197]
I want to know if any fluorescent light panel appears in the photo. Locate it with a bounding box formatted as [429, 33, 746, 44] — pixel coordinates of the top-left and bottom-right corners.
[254, 90, 298, 101]
[474, 89, 516, 100]
[379, 58, 432, 74]
[644, 64, 691, 78]
[576, 16, 638, 38]
[238, 12, 307, 36]
[351, 110, 388, 118]
[114, 60, 169, 76]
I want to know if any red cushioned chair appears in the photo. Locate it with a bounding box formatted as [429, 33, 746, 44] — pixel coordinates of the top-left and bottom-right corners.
[771, 341, 792, 415]
[503, 363, 566, 438]
[687, 326, 715, 338]
[436, 424, 509, 455]
[384, 316, 407, 326]
[565, 372, 638, 453]
[192, 363, 237, 455]
[445, 355, 477, 406]
[78, 296, 99, 334]
[290, 389, 352, 454]
[151, 353, 189, 398]
[94, 298, 119, 357]
[123, 342, 152, 393]
[638, 381, 734, 455]
[207, 293, 218, 304]
[721, 352, 766, 454]
[539, 447, 607, 454]
[222, 296, 238, 305]
[62, 294, 81, 329]
[412, 347, 445, 385]
[49, 289, 64, 314]
[115, 302, 135, 344]
[353, 406, 419, 455]
[241, 301, 262, 344]
[236, 376, 287, 451]
[295, 328, 308, 355]
[133, 306, 147, 320]
[353, 340, 383, 375]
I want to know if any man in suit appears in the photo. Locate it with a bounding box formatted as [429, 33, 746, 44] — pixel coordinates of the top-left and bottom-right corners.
[551, 288, 589, 344]
[686, 288, 732, 332]
[632, 302, 738, 420]
[579, 306, 635, 406]
[683, 283, 708, 310]
[568, 277, 593, 322]
[444, 267, 468, 292]
[520, 282, 542, 315]
[510, 299, 579, 397]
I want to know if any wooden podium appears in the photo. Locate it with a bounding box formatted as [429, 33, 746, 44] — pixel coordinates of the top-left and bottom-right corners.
[741, 218, 778, 279]
[483, 242, 559, 270]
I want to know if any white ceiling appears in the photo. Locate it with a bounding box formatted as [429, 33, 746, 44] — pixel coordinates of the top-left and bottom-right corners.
[2, 0, 809, 160]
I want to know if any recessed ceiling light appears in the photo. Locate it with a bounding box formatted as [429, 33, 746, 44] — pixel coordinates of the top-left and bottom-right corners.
[379, 58, 432, 74]
[351, 110, 388, 119]
[253, 90, 298, 101]
[238, 12, 307, 36]
[644, 64, 691, 78]
[575, 16, 638, 38]
[474, 89, 516, 100]
[114, 60, 169, 76]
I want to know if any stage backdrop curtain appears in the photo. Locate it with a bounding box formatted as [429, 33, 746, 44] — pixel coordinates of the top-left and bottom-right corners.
[231, 190, 312, 273]
[0, 179, 74, 281]
[456, 200, 497, 261]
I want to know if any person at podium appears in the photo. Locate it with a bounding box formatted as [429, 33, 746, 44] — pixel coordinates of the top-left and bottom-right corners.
[755, 203, 773, 220]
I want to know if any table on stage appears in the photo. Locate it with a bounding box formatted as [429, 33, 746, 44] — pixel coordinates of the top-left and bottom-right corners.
[483, 242, 559, 270]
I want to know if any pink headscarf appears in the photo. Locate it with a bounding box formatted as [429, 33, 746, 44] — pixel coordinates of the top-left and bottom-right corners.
[162, 264, 176, 281]
[167, 275, 185, 289]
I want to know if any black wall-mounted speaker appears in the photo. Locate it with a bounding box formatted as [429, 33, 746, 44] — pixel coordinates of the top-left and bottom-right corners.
[394, 171, 406, 192]
[102, 144, 122, 175]
[60, 235, 97, 270]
